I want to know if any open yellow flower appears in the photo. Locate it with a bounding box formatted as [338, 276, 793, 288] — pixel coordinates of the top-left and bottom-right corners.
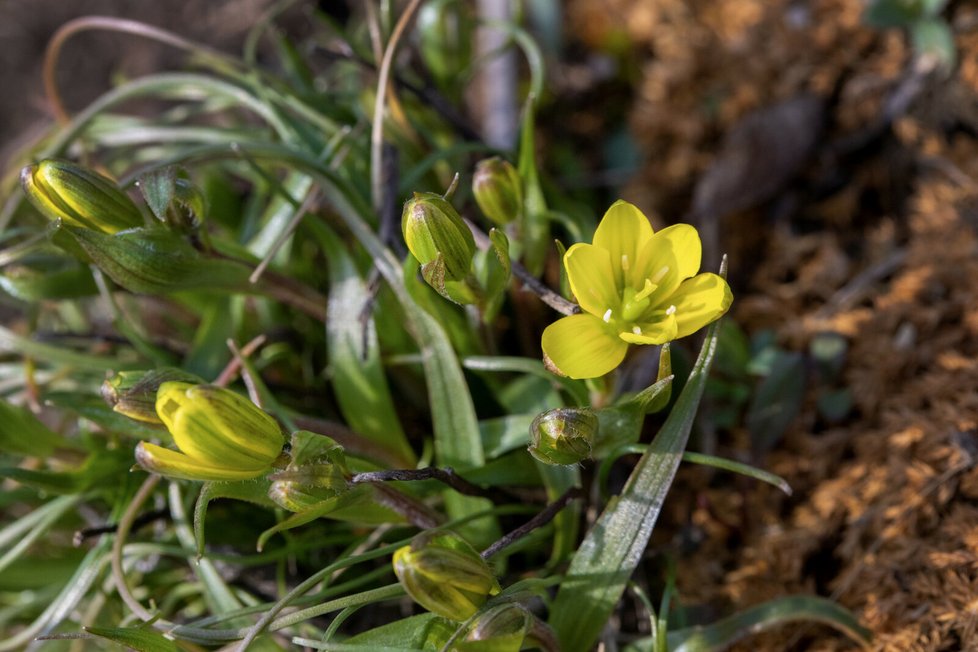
[542, 200, 732, 379]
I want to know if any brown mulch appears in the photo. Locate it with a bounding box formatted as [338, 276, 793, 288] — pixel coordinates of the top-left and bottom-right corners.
[569, 0, 978, 649]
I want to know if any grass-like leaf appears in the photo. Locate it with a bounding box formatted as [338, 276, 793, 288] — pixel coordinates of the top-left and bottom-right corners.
[548, 320, 722, 651]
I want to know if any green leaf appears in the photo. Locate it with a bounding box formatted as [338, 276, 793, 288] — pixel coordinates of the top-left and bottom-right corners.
[138, 167, 177, 221]
[0, 257, 97, 301]
[320, 226, 416, 466]
[343, 613, 454, 650]
[911, 18, 955, 68]
[548, 319, 723, 652]
[747, 351, 806, 456]
[0, 447, 132, 494]
[624, 595, 871, 652]
[863, 0, 925, 27]
[517, 97, 550, 276]
[194, 479, 277, 558]
[85, 626, 179, 652]
[0, 399, 67, 457]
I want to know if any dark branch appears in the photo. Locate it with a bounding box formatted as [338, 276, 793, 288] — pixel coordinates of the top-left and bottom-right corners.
[481, 487, 584, 559]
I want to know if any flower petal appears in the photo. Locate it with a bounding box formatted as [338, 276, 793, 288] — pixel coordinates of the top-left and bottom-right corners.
[135, 441, 266, 481]
[170, 404, 273, 469]
[619, 313, 678, 345]
[633, 224, 702, 301]
[564, 243, 620, 318]
[542, 314, 628, 379]
[592, 200, 655, 289]
[668, 273, 733, 338]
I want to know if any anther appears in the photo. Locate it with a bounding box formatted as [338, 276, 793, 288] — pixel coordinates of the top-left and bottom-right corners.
[603, 309, 612, 323]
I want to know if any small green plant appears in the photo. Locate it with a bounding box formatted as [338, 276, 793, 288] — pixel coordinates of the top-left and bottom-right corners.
[0, 5, 870, 651]
[864, 0, 955, 67]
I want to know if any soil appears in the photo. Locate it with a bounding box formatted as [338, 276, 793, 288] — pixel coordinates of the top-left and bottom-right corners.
[568, 0, 978, 649]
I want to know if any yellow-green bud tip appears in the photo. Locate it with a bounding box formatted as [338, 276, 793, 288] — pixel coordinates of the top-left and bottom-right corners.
[401, 192, 475, 281]
[392, 530, 499, 621]
[21, 159, 143, 234]
[472, 157, 522, 226]
[135, 382, 284, 482]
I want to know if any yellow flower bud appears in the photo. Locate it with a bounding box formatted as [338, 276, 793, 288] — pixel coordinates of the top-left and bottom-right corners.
[473, 158, 522, 226]
[528, 408, 597, 466]
[135, 382, 284, 482]
[21, 159, 143, 234]
[402, 192, 476, 282]
[393, 530, 500, 621]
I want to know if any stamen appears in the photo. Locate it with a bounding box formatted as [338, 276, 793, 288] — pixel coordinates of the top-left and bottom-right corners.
[665, 305, 677, 316]
[632, 326, 642, 335]
[621, 254, 630, 272]
[603, 309, 612, 323]
[650, 265, 670, 284]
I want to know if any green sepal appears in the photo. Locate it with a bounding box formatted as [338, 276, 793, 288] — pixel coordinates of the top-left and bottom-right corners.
[58, 225, 251, 295]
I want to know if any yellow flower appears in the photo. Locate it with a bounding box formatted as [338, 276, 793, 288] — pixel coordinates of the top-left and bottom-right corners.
[542, 200, 732, 379]
[135, 382, 284, 481]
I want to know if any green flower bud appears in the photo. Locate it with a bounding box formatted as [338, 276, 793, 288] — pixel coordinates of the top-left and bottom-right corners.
[101, 368, 204, 424]
[393, 530, 500, 621]
[134, 382, 284, 482]
[402, 192, 476, 282]
[472, 158, 522, 226]
[21, 159, 143, 234]
[528, 408, 598, 466]
[268, 432, 350, 512]
[455, 604, 533, 652]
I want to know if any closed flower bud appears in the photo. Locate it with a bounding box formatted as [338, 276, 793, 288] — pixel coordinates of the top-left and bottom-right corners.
[456, 604, 533, 652]
[102, 368, 204, 424]
[393, 530, 500, 621]
[21, 159, 143, 234]
[528, 408, 598, 466]
[402, 192, 475, 282]
[268, 432, 350, 512]
[472, 158, 522, 226]
[135, 382, 284, 482]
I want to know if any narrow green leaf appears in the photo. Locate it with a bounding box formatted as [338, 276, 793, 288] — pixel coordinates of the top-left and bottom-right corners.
[624, 595, 871, 652]
[0, 448, 132, 495]
[517, 97, 550, 276]
[85, 626, 179, 652]
[747, 351, 805, 456]
[911, 18, 955, 68]
[343, 613, 454, 650]
[138, 167, 177, 221]
[549, 320, 723, 651]
[0, 399, 67, 457]
[319, 225, 415, 466]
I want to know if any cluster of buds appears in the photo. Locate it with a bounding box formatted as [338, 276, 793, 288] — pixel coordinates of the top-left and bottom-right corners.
[393, 530, 500, 621]
[134, 381, 285, 482]
[401, 163, 516, 315]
